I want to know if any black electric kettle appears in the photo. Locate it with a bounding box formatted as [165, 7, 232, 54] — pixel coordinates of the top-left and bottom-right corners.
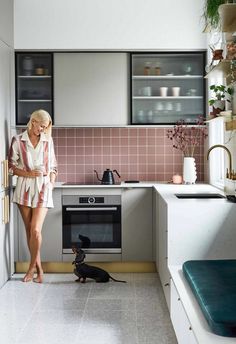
[94, 169, 121, 185]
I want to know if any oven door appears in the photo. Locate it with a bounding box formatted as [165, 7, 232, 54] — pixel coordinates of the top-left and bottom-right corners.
[62, 205, 121, 253]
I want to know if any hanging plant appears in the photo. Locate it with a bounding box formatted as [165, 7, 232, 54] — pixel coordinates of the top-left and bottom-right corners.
[202, 0, 225, 32]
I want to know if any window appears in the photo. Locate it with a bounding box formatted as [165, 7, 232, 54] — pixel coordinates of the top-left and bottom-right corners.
[207, 117, 224, 189]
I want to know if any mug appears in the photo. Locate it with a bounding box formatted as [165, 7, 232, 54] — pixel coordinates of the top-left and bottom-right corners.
[160, 87, 168, 97]
[172, 87, 180, 97]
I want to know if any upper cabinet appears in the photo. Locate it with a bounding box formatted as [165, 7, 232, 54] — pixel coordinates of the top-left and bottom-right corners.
[131, 52, 206, 125]
[15, 52, 54, 125]
[54, 53, 128, 126]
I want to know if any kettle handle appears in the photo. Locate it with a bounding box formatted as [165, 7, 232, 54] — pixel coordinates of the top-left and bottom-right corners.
[94, 170, 102, 181]
[113, 169, 121, 178]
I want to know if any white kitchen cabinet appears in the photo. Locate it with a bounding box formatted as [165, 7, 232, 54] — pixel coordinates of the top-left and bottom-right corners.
[0, 190, 12, 288]
[122, 188, 153, 261]
[17, 189, 62, 262]
[0, 38, 14, 288]
[170, 279, 197, 344]
[0, 39, 11, 172]
[158, 194, 171, 309]
[54, 53, 128, 126]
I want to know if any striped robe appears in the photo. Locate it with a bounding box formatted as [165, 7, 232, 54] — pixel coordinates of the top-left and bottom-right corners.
[8, 130, 57, 208]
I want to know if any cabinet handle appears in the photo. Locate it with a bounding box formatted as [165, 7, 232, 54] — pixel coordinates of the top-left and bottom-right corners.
[5, 160, 9, 188]
[2, 195, 9, 224]
[1, 160, 9, 188]
[6, 195, 9, 223]
[189, 326, 192, 331]
[164, 283, 169, 287]
[1, 161, 4, 188]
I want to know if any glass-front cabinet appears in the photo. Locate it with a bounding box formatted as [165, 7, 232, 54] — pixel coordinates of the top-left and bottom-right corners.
[131, 52, 206, 125]
[15, 52, 53, 125]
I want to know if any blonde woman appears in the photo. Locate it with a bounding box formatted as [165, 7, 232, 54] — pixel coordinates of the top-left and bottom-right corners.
[8, 110, 57, 283]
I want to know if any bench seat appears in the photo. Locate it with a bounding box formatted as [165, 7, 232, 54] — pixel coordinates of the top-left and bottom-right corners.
[183, 260, 236, 337]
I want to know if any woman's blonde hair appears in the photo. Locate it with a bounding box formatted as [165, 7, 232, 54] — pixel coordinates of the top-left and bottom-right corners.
[27, 109, 52, 137]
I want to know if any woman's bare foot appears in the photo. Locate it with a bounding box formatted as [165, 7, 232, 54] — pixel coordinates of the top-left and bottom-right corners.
[23, 269, 34, 282]
[33, 266, 43, 283]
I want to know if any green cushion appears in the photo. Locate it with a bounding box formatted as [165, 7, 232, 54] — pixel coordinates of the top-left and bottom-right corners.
[183, 260, 236, 337]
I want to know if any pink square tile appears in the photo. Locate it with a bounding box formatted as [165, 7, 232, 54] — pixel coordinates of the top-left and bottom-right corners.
[67, 138, 75, 146]
[58, 147, 66, 155]
[67, 146, 75, 155]
[138, 147, 147, 155]
[67, 129, 76, 137]
[138, 137, 147, 146]
[85, 137, 92, 146]
[94, 138, 102, 146]
[129, 146, 138, 155]
[84, 128, 94, 137]
[103, 138, 110, 146]
[76, 137, 84, 146]
[94, 147, 102, 155]
[104, 157, 112, 166]
[76, 156, 85, 164]
[58, 129, 66, 137]
[138, 128, 147, 137]
[129, 137, 137, 146]
[129, 156, 138, 164]
[85, 147, 93, 155]
[147, 146, 155, 155]
[75, 128, 85, 138]
[102, 128, 111, 137]
[111, 128, 120, 137]
[102, 147, 110, 155]
[111, 137, 120, 145]
[120, 128, 128, 137]
[93, 128, 102, 137]
[129, 128, 138, 137]
[57, 138, 66, 146]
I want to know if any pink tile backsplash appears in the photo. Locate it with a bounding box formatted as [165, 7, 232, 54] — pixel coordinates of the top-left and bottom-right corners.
[52, 127, 205, 184]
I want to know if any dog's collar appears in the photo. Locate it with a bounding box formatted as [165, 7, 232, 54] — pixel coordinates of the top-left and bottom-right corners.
[75, 261, 85, 266]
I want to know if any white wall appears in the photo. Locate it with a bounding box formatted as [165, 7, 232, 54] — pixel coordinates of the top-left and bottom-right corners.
[14, 0, 207, 50]
[0, 0, 14, 47]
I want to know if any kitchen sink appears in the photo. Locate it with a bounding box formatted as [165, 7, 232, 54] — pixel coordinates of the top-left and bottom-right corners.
[175, 193, 225, 199]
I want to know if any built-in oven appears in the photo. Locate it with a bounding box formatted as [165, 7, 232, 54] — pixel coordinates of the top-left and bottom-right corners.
[62, 195, 121, 254]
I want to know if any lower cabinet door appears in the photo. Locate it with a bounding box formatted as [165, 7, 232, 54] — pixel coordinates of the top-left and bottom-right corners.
[170, 280, 197, 344]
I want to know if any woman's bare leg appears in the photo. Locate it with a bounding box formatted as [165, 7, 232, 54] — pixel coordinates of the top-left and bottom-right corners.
[28, 207, 48, 283]
[18, 205, 37, 282]
[18, 205, 47, 282]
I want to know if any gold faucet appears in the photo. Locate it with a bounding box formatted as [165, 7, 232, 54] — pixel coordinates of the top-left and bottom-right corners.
[207, 144, 233, 179]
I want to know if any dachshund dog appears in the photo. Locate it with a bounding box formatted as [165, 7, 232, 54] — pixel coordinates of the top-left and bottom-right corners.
[72, 247, 126, 283]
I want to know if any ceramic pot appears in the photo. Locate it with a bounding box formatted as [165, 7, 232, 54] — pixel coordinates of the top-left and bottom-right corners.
[210, 100, 225, 118]
[183, 157, 197, 184]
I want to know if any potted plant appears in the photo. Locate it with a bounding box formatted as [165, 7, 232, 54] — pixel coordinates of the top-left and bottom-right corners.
[208, 84, 233, 117]
[202, 0, 225, 32]
[166, 116, 208, 184]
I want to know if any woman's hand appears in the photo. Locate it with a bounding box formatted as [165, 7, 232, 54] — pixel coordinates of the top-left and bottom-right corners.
[27, 169, 43, 178]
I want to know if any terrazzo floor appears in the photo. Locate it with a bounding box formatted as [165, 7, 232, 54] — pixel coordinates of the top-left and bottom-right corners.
[0, 272, 177, 344]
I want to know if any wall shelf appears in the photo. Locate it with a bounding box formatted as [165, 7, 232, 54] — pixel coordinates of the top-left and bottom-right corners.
[226, 119, 236, 131]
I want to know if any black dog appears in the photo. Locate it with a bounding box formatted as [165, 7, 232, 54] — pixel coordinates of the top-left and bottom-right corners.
[72, 247, 126, 283]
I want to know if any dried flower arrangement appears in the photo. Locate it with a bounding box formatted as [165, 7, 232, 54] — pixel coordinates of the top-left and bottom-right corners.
[166, 116, 208, 157]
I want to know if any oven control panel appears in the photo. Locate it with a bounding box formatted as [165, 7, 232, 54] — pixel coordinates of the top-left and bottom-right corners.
[79, 197, 104, 204]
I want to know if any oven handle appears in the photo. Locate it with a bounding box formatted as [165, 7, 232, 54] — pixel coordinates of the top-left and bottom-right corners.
[65, 207, 118, 211]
